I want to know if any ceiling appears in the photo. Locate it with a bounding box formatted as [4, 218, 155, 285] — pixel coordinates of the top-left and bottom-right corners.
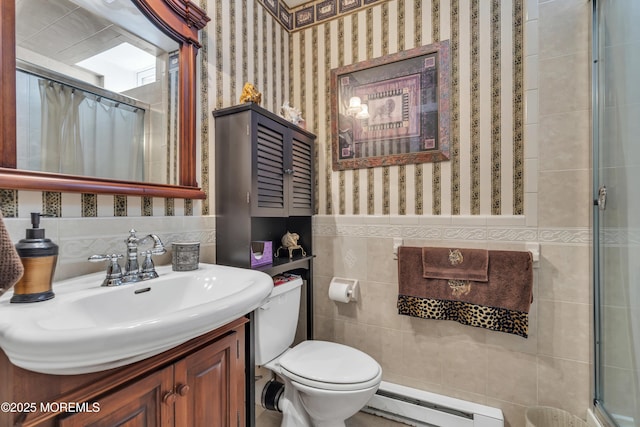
[281, 0, 311, 8]
[15, 0, 176, 68]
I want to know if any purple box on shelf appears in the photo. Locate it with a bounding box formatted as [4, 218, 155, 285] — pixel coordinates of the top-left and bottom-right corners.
[251, 241, 273, 267]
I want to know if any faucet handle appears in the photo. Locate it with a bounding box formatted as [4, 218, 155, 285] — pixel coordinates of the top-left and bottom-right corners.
[88, 253, 124, 287]
[139, 250, 159, 280]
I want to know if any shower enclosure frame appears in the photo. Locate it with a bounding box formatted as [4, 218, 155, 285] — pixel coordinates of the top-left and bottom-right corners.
[592, 1, 640, 426]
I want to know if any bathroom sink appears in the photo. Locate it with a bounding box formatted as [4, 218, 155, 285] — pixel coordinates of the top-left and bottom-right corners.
[0, 263, 273, 375]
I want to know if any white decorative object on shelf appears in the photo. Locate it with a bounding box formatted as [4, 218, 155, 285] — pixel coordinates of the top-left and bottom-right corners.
[280, 101, 304, 126]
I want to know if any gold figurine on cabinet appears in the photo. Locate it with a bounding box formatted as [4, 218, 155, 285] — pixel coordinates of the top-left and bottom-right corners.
[239, 82, 262, 104]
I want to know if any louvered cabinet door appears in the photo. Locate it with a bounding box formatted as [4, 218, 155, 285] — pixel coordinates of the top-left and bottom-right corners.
[252, 113, 288, 216]
[289, 130, 314, 216]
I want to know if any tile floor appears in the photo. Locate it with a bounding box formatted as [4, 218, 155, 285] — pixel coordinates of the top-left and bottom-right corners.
[255, 407, 408, 426]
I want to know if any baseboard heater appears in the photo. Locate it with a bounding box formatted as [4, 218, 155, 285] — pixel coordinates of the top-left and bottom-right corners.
[362, 381, 504, 427]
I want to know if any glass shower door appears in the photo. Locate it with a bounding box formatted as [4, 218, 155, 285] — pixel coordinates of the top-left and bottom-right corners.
[593, 1, 640, 426]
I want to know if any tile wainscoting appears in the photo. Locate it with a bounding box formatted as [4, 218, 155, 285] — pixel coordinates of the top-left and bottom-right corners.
[2, 216, 216, 282]
[312, 214, 592, 427]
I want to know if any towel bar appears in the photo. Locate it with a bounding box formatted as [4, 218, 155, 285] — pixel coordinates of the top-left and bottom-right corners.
[526, 242, 539, 264]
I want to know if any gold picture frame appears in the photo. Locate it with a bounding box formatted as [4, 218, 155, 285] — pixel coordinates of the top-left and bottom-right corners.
[331, 41, 451, 171]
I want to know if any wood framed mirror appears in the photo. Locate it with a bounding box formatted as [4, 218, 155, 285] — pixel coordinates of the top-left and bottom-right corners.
[0, 0, 209, 199]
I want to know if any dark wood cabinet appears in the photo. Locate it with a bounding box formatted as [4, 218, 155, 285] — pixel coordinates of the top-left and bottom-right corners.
[214, 103, 315, 272]
[253, 111, 314, 217]
[214, 102, 314, 219]
[0, 318, 246, 427]
[213, 103, 316, 426]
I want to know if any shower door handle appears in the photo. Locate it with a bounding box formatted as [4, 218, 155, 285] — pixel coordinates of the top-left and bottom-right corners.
[596, 185, 607, 211]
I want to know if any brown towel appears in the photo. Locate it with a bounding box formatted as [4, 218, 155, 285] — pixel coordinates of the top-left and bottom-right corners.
[0, 211, 24, 295]
[398, 246, 533, 337]
[422, 247, 489, 282]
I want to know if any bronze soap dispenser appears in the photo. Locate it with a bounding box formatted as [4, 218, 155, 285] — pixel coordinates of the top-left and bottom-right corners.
[11, 213, 58, 303]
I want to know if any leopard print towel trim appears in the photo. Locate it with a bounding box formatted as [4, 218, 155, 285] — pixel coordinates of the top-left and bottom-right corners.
[397, 294, 529, 338]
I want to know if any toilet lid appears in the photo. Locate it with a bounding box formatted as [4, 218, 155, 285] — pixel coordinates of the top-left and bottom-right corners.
[279, 341, 381, 390]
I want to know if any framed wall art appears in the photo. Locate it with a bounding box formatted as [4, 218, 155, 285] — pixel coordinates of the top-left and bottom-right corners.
[331, 41, 450, 171]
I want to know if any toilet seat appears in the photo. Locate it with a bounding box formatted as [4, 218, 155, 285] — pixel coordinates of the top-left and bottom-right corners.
[278, 341, 382, 391]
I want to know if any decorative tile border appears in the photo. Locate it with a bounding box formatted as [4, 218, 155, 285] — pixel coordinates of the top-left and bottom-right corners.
[82, 194, 97, 217]
[114, 195, 127, 217]
[142, 196, 153, 216]
[44, 191, 62, 217]
[0, 190, 18, 218]
[165, 198, 175, 217]
[313, 216, 591, 245]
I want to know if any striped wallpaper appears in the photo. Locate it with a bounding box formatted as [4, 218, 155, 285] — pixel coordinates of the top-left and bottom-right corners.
[206, 0, 524, 217]
[286, 0, 525, 216]
[207, 0, 292, 216]
[1, 0, 524, 219]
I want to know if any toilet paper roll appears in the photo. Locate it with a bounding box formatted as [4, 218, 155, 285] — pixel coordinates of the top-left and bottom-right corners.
[328, 281, 352, 303]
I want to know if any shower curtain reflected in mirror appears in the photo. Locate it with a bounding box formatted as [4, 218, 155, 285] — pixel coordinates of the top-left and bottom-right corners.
[594, 1, 640, 426]
[38, 81, 85, 176]
[79, 97, 144, 181]
[16, 71, 145, 182]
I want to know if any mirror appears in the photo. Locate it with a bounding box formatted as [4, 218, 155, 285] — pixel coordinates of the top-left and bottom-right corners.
[16, 0, 179, 184]
[0, 0, 209, 199]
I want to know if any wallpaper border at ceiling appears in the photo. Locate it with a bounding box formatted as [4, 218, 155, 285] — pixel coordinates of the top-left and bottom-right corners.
[259, 0, 391, 33]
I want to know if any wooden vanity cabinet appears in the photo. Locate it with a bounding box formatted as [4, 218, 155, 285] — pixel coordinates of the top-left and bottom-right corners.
[0, 317, 246, 427]
[58, 366, 174, 427]
[174, 330, 245, 427]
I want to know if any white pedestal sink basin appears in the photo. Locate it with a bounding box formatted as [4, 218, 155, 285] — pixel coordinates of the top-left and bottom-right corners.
[0, 263, 273, 375]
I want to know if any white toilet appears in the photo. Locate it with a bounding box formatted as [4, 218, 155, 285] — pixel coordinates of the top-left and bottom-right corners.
[255, 276, 382, 427]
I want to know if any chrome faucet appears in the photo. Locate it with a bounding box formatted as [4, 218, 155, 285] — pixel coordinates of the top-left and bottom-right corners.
[89, 229, 166, 286]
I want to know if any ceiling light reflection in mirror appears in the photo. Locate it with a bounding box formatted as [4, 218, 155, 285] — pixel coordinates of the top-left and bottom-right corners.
[15, 0, 179, 184]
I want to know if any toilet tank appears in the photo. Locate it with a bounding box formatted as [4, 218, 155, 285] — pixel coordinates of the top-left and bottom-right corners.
[254, 276, 303, 365]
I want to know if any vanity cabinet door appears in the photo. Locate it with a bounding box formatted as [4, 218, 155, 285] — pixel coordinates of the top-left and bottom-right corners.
[58, 366, 174, 427]
[174, 330, 244, 427]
